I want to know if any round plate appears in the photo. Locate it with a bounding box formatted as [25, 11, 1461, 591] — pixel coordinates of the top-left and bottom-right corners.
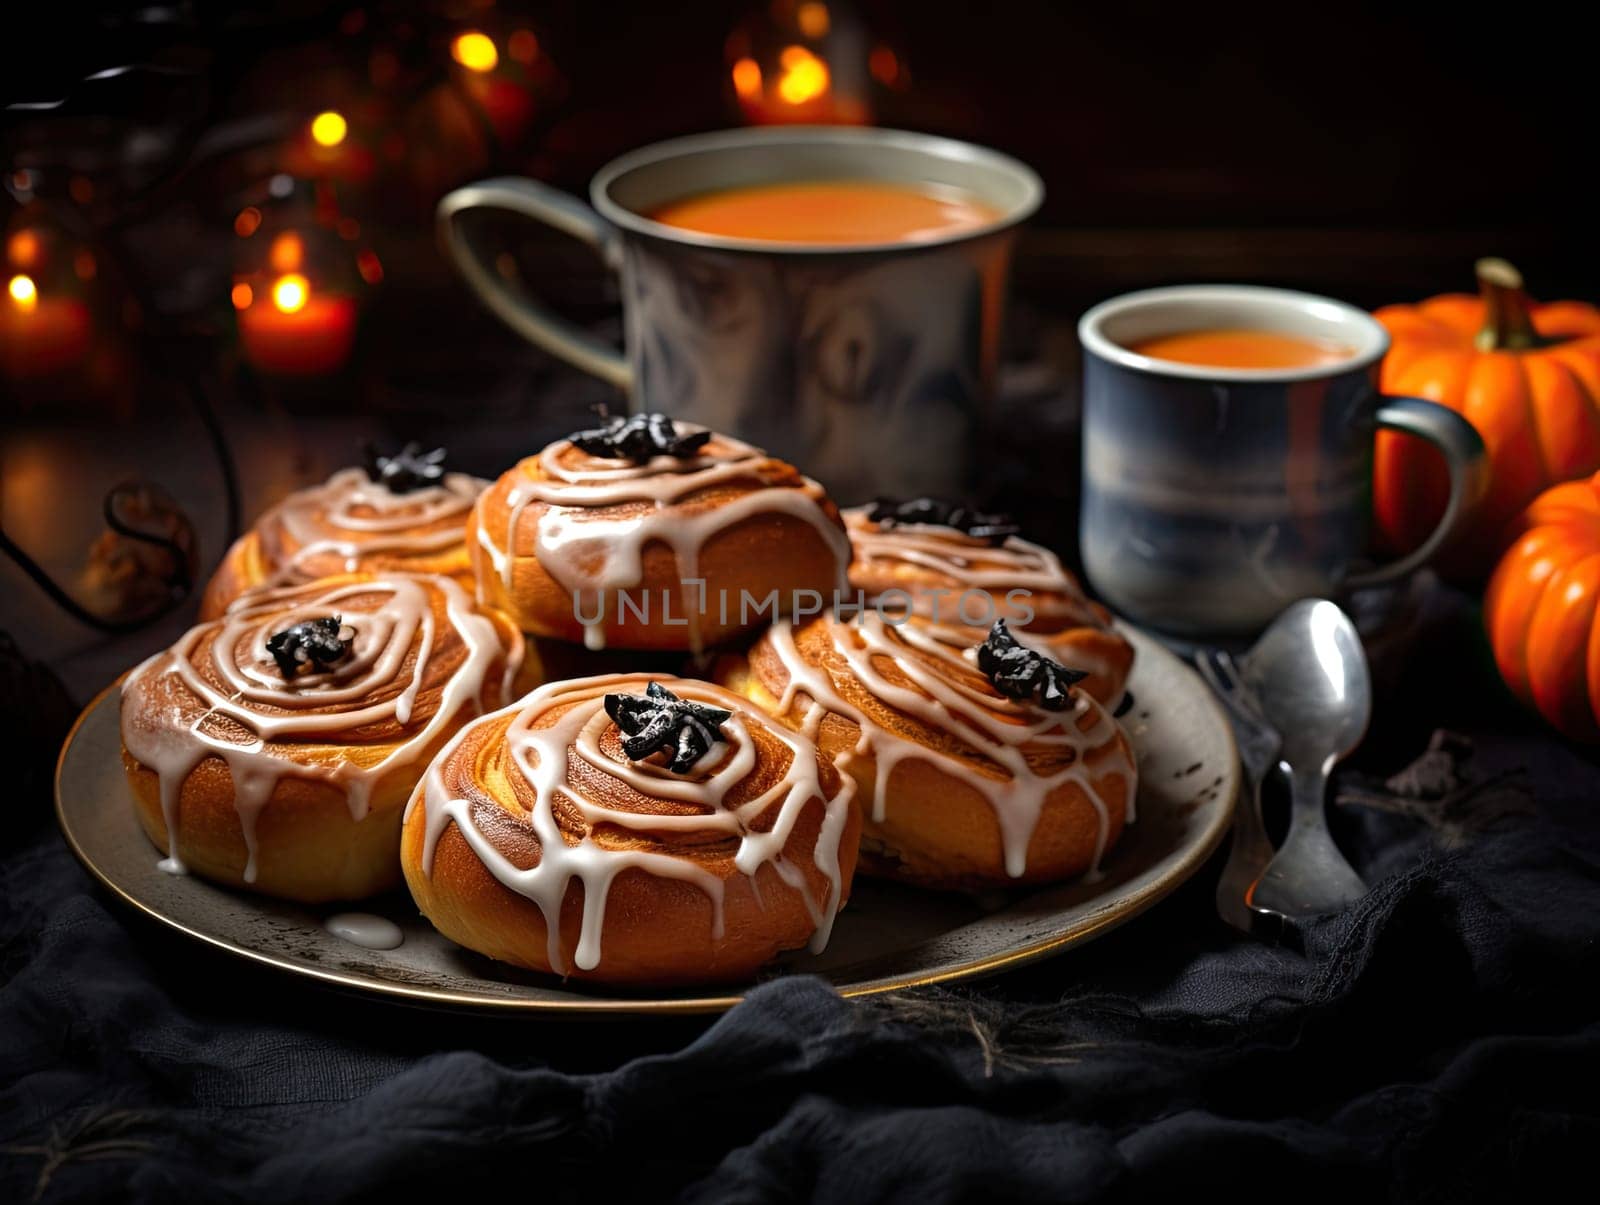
[55, 625, 1236, 1015]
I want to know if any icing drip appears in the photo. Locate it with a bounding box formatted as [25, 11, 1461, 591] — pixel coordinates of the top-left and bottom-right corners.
[412, 674, 856, 974]
[258, 467, 486, 586]
[764, 613, 1136, 879]
[485, 430, 850, 652]
[121, 574, 518, 881]
[325, 912, 405, 950]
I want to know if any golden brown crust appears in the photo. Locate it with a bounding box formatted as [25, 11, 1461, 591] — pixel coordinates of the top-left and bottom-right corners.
[400, 675, 862, 984]
[721, 616, 1136, 889]
[470, 437, 848, 649]
[842, 510, 1135, 706]
[121, 573, 540, 903]
[199, 472, 483, 620]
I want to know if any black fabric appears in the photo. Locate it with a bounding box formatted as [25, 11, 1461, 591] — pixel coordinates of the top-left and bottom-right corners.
[4, 591, 1599, 1203]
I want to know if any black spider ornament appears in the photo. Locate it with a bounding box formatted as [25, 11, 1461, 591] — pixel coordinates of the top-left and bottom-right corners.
[867, 497, 1021, 545]
[603, 681, 732, 774]
[976, 619, 1087, 711]
[569, 413, 711, 463]
[363, 442, 448, 494]
[265, 616, 353, 678]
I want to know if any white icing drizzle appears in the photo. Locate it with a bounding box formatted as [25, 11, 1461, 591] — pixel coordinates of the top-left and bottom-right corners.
[762, 612, 1136, 880]
[842, 506, 1128, 693]
[258, 467, 486, 586]
[412, 674, 856, 974]
[325, 912, 405, 950]
[844, 506, 1107, 629]
[481, 430, 850, 652]
[121, 574, 519, 881]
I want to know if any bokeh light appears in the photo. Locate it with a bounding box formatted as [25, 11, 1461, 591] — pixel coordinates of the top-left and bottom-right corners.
[271, 274, 309, 314]
[452, 32, 499, 73]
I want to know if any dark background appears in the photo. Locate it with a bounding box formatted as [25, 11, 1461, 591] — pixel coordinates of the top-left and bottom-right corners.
[5, 0, 1596, 296]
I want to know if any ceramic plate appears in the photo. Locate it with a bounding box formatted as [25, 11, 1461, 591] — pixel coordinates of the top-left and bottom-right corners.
[55, 625, 1236, 1015]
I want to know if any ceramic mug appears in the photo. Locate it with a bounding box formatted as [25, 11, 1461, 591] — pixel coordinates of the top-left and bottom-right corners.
[1078, 285, 1489, 636]
[437, 126, 1042, 502]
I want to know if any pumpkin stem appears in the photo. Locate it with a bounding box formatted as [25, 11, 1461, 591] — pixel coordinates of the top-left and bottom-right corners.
[1475, 257, 1547, 352]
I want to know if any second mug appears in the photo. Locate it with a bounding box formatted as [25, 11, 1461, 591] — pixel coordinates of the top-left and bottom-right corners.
[1078, 284, 1489, 636]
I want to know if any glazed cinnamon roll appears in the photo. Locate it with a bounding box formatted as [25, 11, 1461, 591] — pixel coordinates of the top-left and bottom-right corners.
[200, 444, 487, 618]
[845, 499, 1134, 707]
[121, 572, 537, 902]
[402, 674, 861, 984]
[469, 413, 850, 653]
[721, 613, 1137, 889]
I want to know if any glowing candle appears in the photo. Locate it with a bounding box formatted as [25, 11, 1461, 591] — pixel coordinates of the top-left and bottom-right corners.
[236, 272, 357, 376]
[0, 274, 93, 378]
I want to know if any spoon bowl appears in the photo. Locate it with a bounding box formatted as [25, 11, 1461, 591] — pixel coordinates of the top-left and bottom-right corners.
[1243, 599, 1372, 771]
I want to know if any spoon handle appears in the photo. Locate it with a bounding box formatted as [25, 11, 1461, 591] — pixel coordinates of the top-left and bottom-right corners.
[1252, 761, 1366, 920]
[1215, 766, 1277, 934]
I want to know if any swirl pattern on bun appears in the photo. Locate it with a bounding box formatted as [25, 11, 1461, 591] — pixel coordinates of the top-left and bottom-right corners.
[843, 505, 1134, 706]
[200, 466, 487, 618]
[469, 423, 850, 652]
[121, 573, 531, 901]
[403, 674, 860, 984]
[723, 612, 1137, 889]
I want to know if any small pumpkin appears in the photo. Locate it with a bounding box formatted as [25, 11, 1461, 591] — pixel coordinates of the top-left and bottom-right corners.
[1373, 259, 1600, 580]
[1484, 471, 1600, 741]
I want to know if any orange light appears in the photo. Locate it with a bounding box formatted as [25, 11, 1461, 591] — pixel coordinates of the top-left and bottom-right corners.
[337, 217, 361, 241]
[235, 207, 262, 238]
[310, 110, 348, 148]
[356, 249, 384, 285]
[269, 232, 303, 273]
[231, 282, 254, 310]
[271, 274, 309, 314]
[7, 229, 40, 268]
[869, 44, 901, 86]
[796, 2, 830, 38]
[776, 45, 829, 105]
[8, 274, 38, 311]
[451, 31, 499, 73]
[74, 250, 97, 280]
[731, 57, 763, 100]
[508, 29, 539, 64]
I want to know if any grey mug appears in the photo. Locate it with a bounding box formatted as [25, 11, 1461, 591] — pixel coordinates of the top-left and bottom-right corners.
[1077, 285, 1489, 636]
[437, 126, 1042, 502]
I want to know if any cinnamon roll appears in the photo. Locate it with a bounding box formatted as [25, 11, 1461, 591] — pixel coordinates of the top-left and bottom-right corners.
[200, 444, 487, 618]
[121, 573, 537, 902]
[721, 613, 1137, 889]
[402, 674, 860, 984]
[844, 499, 1134, 706]
[469, 413, 850, 653]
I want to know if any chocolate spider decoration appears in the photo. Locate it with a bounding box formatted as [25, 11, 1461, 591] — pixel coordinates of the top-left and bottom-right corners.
[265, 616, 354, 678]
[603, 682, 732, 773]
[363, 442, 448, 494]
[976, 619, 1087, 712]
[569, 412, 711, 463]
[867, 497, 1021, 545]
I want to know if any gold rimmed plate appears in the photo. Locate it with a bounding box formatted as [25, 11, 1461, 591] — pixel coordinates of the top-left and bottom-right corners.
[55, 625, 1236, 1016]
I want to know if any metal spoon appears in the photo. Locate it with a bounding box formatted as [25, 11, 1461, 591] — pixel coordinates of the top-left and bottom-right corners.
[1240, 598, 1370, 920]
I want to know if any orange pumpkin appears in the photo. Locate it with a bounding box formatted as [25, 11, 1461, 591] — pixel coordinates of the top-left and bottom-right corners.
[1373, 259, 1600, 580]
[1485, 471, 1600, 741]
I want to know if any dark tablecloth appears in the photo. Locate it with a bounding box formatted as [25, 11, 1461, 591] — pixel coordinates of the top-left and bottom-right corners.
[3, 588, 1599, 1203]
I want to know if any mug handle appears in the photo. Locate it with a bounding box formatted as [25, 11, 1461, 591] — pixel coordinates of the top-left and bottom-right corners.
[436, 177, 633, 390]
[1344, 396, 1489, 589]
